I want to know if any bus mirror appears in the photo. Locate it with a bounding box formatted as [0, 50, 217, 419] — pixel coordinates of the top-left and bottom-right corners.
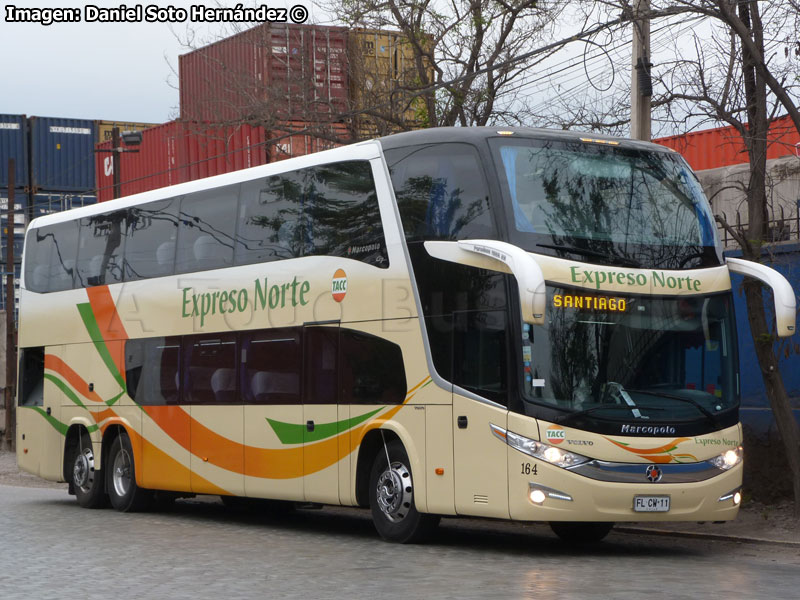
[726, 257, 797, 337]
[424, 240, 547, 325]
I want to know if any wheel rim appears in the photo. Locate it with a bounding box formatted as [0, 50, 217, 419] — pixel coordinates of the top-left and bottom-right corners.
[73, 447, 95, 492]
[376, 460, 413, 523]
[112, 446, 133, 498]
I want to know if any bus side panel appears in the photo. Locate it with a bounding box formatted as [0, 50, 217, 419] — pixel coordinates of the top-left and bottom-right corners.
[243, 405, 304, 501]
[453, 394, 509, 518]
[17, 346, 65, 481]
[140, 406, 192, 492]
[425, 403, 455, 515]
[190, 405, 244, 496]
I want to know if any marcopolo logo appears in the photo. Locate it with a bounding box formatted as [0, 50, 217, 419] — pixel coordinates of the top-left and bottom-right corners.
[546, 425, 566, 445]
[331, 269, 348, 302]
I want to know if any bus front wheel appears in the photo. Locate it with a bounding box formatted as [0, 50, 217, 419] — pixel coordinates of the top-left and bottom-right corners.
[369, 439, 439, 543]
[550, 521, 614, 543]
[106, 431, 153, 512]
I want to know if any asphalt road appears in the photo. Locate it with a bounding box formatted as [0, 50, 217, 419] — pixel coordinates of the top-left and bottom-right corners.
[2, 485, 799, 600]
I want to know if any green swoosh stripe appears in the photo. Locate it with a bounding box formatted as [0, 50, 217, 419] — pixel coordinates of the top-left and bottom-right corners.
[77, 302, 126, 390]
[44, 373, 88, 410]
[267, 406, 384, 445]
[23, 406, 98, 436]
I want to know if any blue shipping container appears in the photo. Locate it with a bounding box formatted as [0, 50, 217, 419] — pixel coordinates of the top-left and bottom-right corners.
[1, 232, 24, 264]
[0, 115, 28, 188]
[31, 191, 97, 217]
[29, 116, 97, 192]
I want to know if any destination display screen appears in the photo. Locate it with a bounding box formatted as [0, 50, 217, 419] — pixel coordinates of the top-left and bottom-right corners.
[552, 293, 627, 312]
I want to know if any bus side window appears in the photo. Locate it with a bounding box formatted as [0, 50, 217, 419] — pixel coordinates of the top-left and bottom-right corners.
[182, 334, 238, 405]
[24, 221, 80, 292]
[304, 161, 388, 268]
[124, 337, 181, 405]
[18, 347, 44, 407]
[175, 185, 239, 274]
[241, 329, 301, 405]
[125, 198, 180, 281]
[385, 143, 494, 242]
[339, 330, 406, 405]
[235, 172, 304, 265]
[452, 310, 509, 406]
[76, 211, 126, 287]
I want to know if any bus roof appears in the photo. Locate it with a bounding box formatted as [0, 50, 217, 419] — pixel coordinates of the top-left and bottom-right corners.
[378, 126, 676, 154]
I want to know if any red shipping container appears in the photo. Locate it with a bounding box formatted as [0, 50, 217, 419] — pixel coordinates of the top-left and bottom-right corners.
[179, 24, 349, 124]
[95, 121, 183, 202]
[97, 120, 351, 201]
[655, 115, 800, 171]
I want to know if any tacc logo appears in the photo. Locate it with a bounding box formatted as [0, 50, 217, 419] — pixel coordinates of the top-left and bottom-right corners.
[545, 425, 566, 445]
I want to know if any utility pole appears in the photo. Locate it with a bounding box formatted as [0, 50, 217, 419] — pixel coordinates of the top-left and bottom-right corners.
[631, 0, 652, 141]
[4, 159, 17, 451]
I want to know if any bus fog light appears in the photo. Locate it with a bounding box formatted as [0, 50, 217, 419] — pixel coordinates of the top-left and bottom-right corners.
[529, 489, 546, 504]
[529, 484, 573, 505]
[710, 446, 743, 471]
[718, 487, 742, 504]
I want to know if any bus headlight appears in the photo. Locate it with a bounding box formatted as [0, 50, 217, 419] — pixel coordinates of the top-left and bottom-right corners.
[710, 446, 743, 471]
[506, 430, 590, 468]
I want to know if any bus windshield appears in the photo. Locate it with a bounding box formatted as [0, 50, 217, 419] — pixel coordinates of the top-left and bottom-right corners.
[520, 289, 738, 430]
[489, 137, 721, 270]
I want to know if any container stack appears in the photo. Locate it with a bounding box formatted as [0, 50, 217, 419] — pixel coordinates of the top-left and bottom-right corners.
[95, 119, 349, 201]
[0, 115, 28, 316]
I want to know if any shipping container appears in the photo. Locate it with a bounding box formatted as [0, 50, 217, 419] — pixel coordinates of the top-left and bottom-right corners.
[179, 23, 349, 124]
[96, 121, 184, 202]
[0, 261, 22, 315]
[29, 116, 97, 192]
[96, 120, 160, 144]
[0, 114, 29, 188]
[348, 29, 429, 136]
[655, 115, 800, 171]
[0, 188, 29, 234]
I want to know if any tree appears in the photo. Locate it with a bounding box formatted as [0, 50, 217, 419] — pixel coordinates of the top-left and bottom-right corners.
[326, 0, 569, 129]
[555, 0, 800, 515]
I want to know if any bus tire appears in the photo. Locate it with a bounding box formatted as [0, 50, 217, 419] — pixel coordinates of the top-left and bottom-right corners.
[550, 521, 614, 543]
[369, 440, 439, 543]
[70, 431, 107, 509]
[106, 431, 152, 512]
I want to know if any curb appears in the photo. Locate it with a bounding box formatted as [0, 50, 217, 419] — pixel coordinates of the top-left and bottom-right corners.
[615, 525, 800, 548]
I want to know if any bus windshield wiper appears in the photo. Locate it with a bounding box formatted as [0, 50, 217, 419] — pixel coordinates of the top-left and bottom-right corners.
[557, 404, 666, 426]
[625, 389, 720, 426]
[535, 243, 640, 268]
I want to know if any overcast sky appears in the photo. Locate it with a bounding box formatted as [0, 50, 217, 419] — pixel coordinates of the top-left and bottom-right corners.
[1, 0, 320, 124]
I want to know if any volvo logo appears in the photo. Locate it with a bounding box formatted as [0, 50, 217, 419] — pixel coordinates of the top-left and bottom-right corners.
[645, 465, 663, 483]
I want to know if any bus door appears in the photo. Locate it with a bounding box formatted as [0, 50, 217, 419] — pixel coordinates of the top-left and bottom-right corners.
[17, 345, 62, 481]
[451, 310, 510, 518]
[303, 323, 341, 504]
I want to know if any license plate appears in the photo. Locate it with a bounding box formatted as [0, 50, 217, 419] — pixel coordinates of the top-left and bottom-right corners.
[633, 495, 670, 512]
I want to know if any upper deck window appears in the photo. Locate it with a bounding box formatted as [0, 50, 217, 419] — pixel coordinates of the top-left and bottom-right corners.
[490, 138, 722, 270]
[386, 143, 494, 241]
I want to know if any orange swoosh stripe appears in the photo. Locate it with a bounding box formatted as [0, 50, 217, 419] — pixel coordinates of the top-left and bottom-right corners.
[45, 354, 105, 404]
[605, 437, 690, 455]
[86, 286, 128, 376]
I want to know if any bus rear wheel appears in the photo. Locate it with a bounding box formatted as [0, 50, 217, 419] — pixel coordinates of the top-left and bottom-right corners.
[369, 440, 439, 543]
[106, 431, 153, 512]
[71, 431, 107, 509]
[549, 521, 614, 543]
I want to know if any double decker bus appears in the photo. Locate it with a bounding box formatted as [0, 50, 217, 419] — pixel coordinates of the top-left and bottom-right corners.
[16, 128, 795, 543]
